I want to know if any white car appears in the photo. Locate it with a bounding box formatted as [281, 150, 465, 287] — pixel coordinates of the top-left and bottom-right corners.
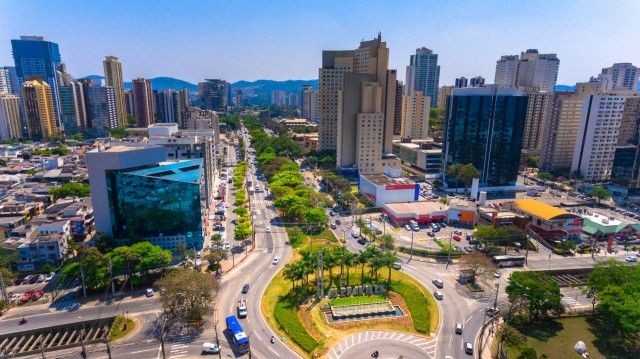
[145, 288, 154, 297]
[454, 229, 463, 235]
[202, 342, 220, 354]
[434, 291, 443, 300]
[272, 257, 280, 265]
[625, 256, 638, 263]
[44, 272, 55, 282]
[266, 226, 271, 233]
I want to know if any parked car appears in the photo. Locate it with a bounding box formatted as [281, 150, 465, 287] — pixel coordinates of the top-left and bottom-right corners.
[404, 224, 412, 231]
[486, 307, 499, 317]
[427, 232, 435, 237]
[335, 219, 341, 225]
[330, 224, 337, 229]
[357, 238, 367, 245]
[625, 256, 638, 263]
[21, 275, 33, 285]
[352, 232, 359, 238]
[145, 288, 154, 297]
[454, 229, 463, 235]
[432, 279, 444, 288]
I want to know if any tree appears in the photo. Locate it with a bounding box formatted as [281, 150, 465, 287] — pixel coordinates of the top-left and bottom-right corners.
[49, 183, 90, 201]
[304, 208, 326, 232]
[0, 267, 16, 286]
[109, 126, 128, 139]
[458, 164, 480, 194]
[234, 222, 252, 242]
[517, 346, 538, 359]
[554, 240, 576, 255]
[588, 186, 611, 204]
[381, 251, 399, 285]
[496, 323, 525, 348]
[95, 233, 117, 253]
[475, 225, 527, 249]
[446, 164, 462, 193]
[60, 246, 109, 290]
[205, 249, 227, 274]
[506, 271, 563, 321]
[459, 252, 494, 284]
[380, 234, 394, 251]
[537, 171, 553, 181]
[156, 269, 217, 323]
[127, 114, 137, 127]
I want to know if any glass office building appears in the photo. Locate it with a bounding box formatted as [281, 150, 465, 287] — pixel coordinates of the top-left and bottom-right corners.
[106, 159, 204, 249]
[444, 87, 528, 187]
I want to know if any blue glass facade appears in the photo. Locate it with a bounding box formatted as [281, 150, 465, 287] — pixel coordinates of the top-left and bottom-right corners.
[444, 88, 528, 187]
[11, 36, 62, 121]
[106, 159, 204, 249]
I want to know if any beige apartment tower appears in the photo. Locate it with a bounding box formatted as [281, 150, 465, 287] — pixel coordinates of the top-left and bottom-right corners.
[521, 91, 550, 153]
[132, 78, 155, 127]
[400, 91, 430, 140]
[0, 94, 21, 140]
[103, 56, 127, 126]
[22, 78, 59, 140]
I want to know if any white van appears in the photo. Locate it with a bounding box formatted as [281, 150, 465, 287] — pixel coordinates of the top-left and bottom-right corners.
[202, 342, 220, 354]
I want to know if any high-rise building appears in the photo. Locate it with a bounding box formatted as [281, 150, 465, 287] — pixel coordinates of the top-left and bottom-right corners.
[318, 48, 354, 150]
[234, 89, 244, 107]
[56, 63, 74, 86]
[154, 89, 183, 123]
[58, 85, 80, 135]
[132, 78, 155, 127]
[85, 86, 118, 137]
[538, 82, 603, 171]
[103, 56, 127, 126]
[494, 49, 559, 92]
[198, 79, 228, 112]
[22, 78, 59, 140]
[400, 91, 430, 140]
[11, 36, 63, 123]
[0, 67, 19, 95]
[470, 76, 485, 87]
[71, 81, 88, 132]
[444, 86, 528, 187]
[405, 47, 440, 107]
[521, 91, 551, 153]
[393, 80, 403, 136]
[437, 85, 454, 110]
[618, 97, 640, 146]
[0, 94, 21, 140]
[271, 90, 286, 106]
[285, 91, 301, 108]
[124, 90, 134, 116]
[600, 63, 640, 90]
[301, 85, 319, 122]
[455, 77, 468, 88]
[571, 90, 639, 181]
[327, 35, 399, 175]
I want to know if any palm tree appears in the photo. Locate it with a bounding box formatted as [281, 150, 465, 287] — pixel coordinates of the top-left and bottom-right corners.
[380, 234, 394, 251]
[283, 263, 297, 289]
[323, 249, 336, 287]
[382, 251, 399, 285]
[292, 261, 306, 288]
[343, 251, 356, 287]
[356, 251, 368, 285]
[333, 247, 349, 285]
[364, 246, 381, 280]
[300, 251, 316, 285]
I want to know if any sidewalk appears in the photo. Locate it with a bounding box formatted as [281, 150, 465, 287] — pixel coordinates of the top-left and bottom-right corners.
[479, 317, 501, 359]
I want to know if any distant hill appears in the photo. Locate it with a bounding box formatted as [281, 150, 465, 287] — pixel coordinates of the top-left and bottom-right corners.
[231, 79, 318, 93]
[79, 75, 197, 92]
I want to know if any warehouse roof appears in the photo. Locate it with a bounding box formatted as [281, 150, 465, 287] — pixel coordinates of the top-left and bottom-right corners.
[512, 199, 579, 221]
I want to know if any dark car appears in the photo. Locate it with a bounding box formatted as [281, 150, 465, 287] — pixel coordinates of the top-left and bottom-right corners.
[335, 219, 341, 225]
[242, 284, 250, 294]
[357, 238, 367, 245]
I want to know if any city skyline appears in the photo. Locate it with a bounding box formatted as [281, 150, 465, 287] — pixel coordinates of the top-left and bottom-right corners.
[1, 1, 639, 85]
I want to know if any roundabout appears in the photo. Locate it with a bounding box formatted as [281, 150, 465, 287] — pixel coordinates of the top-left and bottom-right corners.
[326, 330, 437, 359]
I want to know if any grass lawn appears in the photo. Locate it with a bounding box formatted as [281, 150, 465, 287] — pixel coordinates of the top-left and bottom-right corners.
[284, 226, 339, 253]
[390, 280, 431, 334]
[330, 294, 387, 307]
[505, 317, 607, 359]
[107, 315, 135, 341]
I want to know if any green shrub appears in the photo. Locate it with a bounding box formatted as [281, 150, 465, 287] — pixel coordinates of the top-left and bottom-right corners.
[390, 281, 430, 333]
[274, 299, 320, 352]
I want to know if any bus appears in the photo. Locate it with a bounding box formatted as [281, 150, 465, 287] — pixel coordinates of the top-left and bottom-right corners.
[492, 255, 525, 268]
[225, 315, 249, 352]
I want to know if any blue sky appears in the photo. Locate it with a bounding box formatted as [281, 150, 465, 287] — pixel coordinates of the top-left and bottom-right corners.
[1, 1, 639, 84]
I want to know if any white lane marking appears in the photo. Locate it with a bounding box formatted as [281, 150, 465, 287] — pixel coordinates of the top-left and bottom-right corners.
[268, 347, 280, 357]
[253, 329, 262, 341]
[448, 335, 453, 347]
[257, 272, 265, 281]
[465, 315, 473, 324]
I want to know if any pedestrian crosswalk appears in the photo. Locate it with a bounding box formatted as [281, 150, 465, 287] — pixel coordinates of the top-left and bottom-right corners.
[49, 292, 78, 311]
[326, 330, 436, 359]
[168, 335, 193, 358]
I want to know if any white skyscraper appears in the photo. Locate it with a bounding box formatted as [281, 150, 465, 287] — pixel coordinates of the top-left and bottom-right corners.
[494, 49, 559, 92]
[600, 63, 640, 90]
[0, 94, 22, 140]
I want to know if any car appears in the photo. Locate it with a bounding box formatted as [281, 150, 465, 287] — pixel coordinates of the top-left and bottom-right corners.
[625, 256, 638, 263]
[351, 232, 359, 238]
[486, 307, 499, 316]
[242, 283, 250, 294]
[404, 224, 412, 231]
[330, 224, 337, 229]
[463, 245, 474, 252]
[329, 211, 336, 217]
[464, 341, 473, 355]
[434, 291, 443, 300]
[21, 275, 33, 285]
[454, 229, 463, 235]
[222, 242, 231, 250]
[432, 279, 444, 288]
[335, 219, 341, 225]
[272, 257, 280, 265]
[637, 253, 640, 257]
[440, 222, 446, 228]
[357, 238, 367, 245]
[44, 272, 55, 282]
[266, 226, 271, 233]
[202, 342, 221, 354]
[145, 288, 154, 297]
[36, 274, 46, 283]
[391, 262, 402, 270]
[455, 322, 463, 334]
[432, 227, 440, 233]
[493, 271, 501, 278]
[427, 232, 435, 237]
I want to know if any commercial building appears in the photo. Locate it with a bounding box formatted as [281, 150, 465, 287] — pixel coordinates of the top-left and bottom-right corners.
[22, 78, 59, 140]
[618, 97, 640, 146]
[494, 49, 559, 92]
[198, 79, 229, 112]
[510, 199, 582, 240]
[521, 91, 551, 154]
[454, 77, 468, 88]
[359, 173, 418, 207]
[103, 56, 127, 126]
[600, 63, 640, 90]
[393, 80, 403, 136]
[447, 198, 478, 226]
[382, 201, 446, 225]
[392, 140, 442, 175]
[405, 47, 440, 107]
[400, 91, 430, 140]
[301, 85, 319, 122]
[85, 86, 118, 137]
[539, 82, 603, 171]
[11, 36, 63, 122]
[571, 91, 638, 181]
[87, 144, 209, 250]
[0, 94, 21, 140]
[444, 86, 528, 188]
[131, 78, 155, 127]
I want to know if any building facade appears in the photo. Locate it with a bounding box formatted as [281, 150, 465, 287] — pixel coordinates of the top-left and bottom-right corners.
[618, 97, 640, 145]
[198, 79, 228, 112]
[494, 49, 559, 92]
[132, 78, 155, 127]
[103, 56, 127, 126]
[470, 76, 485, 87]
[400, 91, 430, 140]
[85, 86, 118, 137]
[0, 94, 21, 140]
[444, 86, 528, 187]
[437, 85, 453, 110]
[301, 85, 319, 122]
[600, 63, 640, 90]
[22, 78, 59, 140]
[571, 91, 638, 181]
[0, 66, 19, 95]
[521, 91, 551, 153]
[405, 47, 440, 107]
[455, 77, 468, 88]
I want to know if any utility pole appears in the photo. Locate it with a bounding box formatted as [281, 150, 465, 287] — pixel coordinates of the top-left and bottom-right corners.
[0, 271, 7, 307]
[108, 258, 114, 296]
[80, 326, 87, 359]
[409, 229, 414, 261]
[105, 339, 112, 359]
[80, 264, 87, 300]
[446, 231, 453, 269]
[158, 317, 167, 359]
[39, 336, 46, 359]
